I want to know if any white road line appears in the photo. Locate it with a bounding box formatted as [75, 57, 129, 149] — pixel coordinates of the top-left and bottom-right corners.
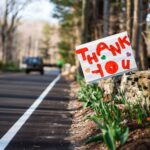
[0, 75, 60, 150]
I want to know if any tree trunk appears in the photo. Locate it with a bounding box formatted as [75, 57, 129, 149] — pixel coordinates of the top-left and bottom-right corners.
[6, 33, 14, 62]
[81, 0, 103, 43]
[109, 1, 120, 35]
[81, 0, 91, 43]
[139, 0, 149, 69]
[103, 0, 109, 37]
[119, 0, 126, 31]
[94, 0, 103, 39]
[79, 0, 103, 76]
[0, 0, 30, 63]
[126, 0, 133, 39]
[1, 33, 7, 63]
[132, 0, 148, 70]
[132, 0, 141, 68]
[1, 30, 14, 63]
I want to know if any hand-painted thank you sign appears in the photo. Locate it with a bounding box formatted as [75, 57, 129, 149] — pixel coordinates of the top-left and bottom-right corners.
[75, 32, 137, 83]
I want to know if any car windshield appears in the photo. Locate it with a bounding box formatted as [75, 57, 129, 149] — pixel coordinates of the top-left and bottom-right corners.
[26, 57, 41, 65]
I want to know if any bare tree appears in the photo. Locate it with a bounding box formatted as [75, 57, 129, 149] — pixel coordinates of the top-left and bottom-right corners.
[79, 0, 103, 75]
[40, 23, 52, 60]
[132, 0, 149, 69]
[132, 0, 140, 67]
[109, 1, 120, 35]
[126, 0, 133, 39]
[0, 0, 32, 63]
[103, 0, 109, 37]
[139, 0, 149, 69]
[81, 0, 103, 43]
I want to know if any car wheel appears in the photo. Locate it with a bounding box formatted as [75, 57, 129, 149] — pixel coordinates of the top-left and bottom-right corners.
[26, 70, 30, 74]
[40, 70, 44, 75]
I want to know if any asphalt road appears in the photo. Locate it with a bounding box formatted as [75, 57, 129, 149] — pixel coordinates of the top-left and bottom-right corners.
[0, 70, 73, 150]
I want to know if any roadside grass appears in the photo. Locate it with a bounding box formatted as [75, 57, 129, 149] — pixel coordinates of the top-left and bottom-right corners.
[0, 61, 23, 72]
[77, 81, 150, 150]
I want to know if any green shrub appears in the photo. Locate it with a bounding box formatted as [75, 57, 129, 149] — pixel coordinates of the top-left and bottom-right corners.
[77, 82, 129, 150]
[0, 61, 21, 72]
[77, 81, 150, 150]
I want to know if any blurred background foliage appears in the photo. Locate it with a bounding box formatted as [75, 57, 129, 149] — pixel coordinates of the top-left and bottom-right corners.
[50, 0, 82, 65]
[0, 0, 149, 70]
[50, 0, 150, 70]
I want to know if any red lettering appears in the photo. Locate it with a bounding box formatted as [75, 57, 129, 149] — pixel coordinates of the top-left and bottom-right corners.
[96, 42, 109, 56]
[87, 52, 98, 64]
[118, 36, 130, 49]
[122, 59, 130, 69]
[109, 42, 121, 56]
[92, 64, 104, 77]
[105, 61, 118, 74]
[75, 47, 88, 61]
[97, 42, 121, 56]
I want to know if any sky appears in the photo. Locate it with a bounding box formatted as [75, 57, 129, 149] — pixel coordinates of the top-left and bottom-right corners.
[21, 0, 58, 24]
[0, 0, 149, 23]
[21, 0, 150, 23]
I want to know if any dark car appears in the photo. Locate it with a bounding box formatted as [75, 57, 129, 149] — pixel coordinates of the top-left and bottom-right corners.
[25, 57, 44, 75]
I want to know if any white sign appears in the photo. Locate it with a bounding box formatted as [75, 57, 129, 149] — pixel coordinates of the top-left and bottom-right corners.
[75, 31, 137, 83]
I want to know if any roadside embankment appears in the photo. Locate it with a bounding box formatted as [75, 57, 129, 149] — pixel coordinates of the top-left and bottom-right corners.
[67, 70, 150, 150]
